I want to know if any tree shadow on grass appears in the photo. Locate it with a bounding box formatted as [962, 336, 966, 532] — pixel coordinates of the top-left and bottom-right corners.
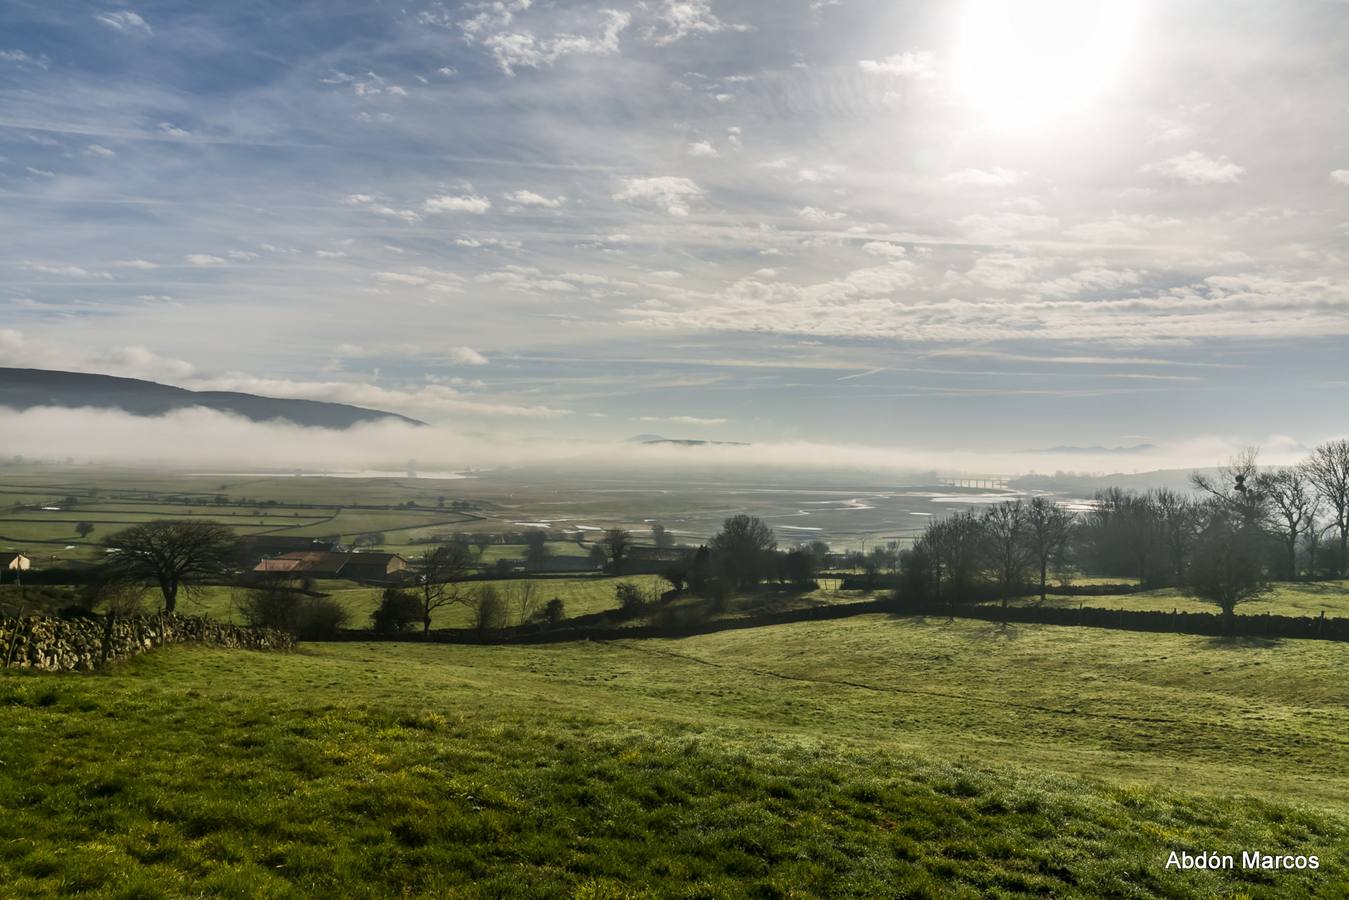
[1199, 635, 1285, 650]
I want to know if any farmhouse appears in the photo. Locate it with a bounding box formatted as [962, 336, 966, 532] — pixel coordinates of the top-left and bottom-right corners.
[236, 535, 340, 562]
[1, 552, 31, 571]
[251, 550, 407, 583]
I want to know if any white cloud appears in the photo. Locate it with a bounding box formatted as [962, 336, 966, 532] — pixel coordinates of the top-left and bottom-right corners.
[648, 1, 747, 46]
[505, 189, 565, 208]
[796, 206, 845, 223]
[862, 241, 907, 258]
[96, 10, 152, 34]
[25, 167, 55, 177]
[186, 375, 567, 419]
[84, 144, 118, 159]
[1066, 213, 1182, 243]
[158, 122, 190, 138]
[943, 167, 1024, 187]
[0, 49, 49, 68]
[114, 259, 159, 269]
[957, 211, 1060, 242]
[1331, 170, 1349, 186]
[373, 206, 422, 223]
[423, 194, 492, 214]
[613, 176, 703, 216]
[97, 346, 195, 379]
[449, 346, 489, 365]
[857, 51, 937, 79]
[184, 254, 226, 266]
[480, 10, 631, 75]
[1142, 151, 1245, 184]
[686, 140, 719, 158]
[19, 262, 111, 279]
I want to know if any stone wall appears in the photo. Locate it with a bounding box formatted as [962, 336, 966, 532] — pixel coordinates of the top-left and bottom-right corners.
[0, 614, 294, 672]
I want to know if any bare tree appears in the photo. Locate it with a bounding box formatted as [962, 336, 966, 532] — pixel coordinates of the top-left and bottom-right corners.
[1260, 466, 1316, 581]
[923, 511, 984, 602]
[1151, 488, 1197, 587]
[602, 528, 631, 574]
[1192, 446, 1266, 525]
[469, 584, 507, 634]
[1024, 496, 1073, 602]
[414, 543, 474, 634]
[103, 521, 239, 614]
[1305, 439, 1349, 576]
[506, 580, 540, 624]
[982, 501, 1032, 609]
[75, 521, 95, 540]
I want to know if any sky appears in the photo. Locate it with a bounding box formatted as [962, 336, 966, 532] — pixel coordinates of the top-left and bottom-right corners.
[1, 0, 1347, 470]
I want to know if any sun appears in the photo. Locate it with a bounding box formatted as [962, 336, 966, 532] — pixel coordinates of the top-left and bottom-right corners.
[951, 0, 1142, 131]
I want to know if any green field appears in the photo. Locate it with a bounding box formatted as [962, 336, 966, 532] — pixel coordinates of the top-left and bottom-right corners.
[178, 574, 670, 628]
[1009, 580, 1349, 618]
[2, 617, 1345, 897]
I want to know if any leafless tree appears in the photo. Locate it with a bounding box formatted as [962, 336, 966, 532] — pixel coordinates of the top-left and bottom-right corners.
[1192, 446, 1266, 525]
[1024, 496, 1074, 601]
[1150, 488, 1197, 587]
[982, 501, 1032, 609]
[506, 580, 540, 624]
[923, 511, 984, 601]
[1260, 466, 1316, 580]
[103, 520, 239, 614]
[414, 542, 474, 634]
[1305, 439, 1349, 576]
[469, 584, 507, 633]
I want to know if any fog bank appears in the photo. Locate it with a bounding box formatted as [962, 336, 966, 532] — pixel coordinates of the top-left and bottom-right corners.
[0, 405, 1317, 478]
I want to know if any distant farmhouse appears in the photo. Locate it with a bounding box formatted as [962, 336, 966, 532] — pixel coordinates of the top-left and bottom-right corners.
[1, 552, 31, 571]
[252, 550, 407, 583]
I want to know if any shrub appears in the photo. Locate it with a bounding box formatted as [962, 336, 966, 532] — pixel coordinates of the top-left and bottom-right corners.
[615, 582, 647, 613]
[236, 581, 302, 632]
[237, 581, 349, 639]
[294, 595, 350, 640]
[470, 585, 507, 634]
[371, 589, 421, 634]
[541, 597, 565, 627]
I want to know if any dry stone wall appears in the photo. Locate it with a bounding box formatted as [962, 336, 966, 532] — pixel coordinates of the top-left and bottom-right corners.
[0, 614, 294, 672]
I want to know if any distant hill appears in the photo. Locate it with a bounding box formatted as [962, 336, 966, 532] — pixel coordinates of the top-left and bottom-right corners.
[1034, 443, 1157, 455]
[0, 368, 424, 429]
[625, 434, 749, 447]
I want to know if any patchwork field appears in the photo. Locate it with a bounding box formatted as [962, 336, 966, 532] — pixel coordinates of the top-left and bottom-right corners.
[1, 617, 1345, 897]
[180, 574, 671, 628]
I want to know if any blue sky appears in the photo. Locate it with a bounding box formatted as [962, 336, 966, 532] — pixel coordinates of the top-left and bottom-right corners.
[2, 0, 1347, 466]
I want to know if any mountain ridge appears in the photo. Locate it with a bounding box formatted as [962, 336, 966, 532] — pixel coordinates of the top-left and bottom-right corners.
[0, 367, 424, 429]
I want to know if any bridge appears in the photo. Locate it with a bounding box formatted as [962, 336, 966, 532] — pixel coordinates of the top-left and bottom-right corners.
[939, 476, 1012, 490]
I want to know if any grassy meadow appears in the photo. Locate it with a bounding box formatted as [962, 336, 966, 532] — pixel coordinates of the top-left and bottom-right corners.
[2, 617, 1346, 897]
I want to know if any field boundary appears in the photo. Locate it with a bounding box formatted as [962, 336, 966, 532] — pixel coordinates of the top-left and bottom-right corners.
[329, 596, 1349, 644]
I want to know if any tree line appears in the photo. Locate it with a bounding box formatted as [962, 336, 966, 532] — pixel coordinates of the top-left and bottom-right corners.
[901, 441, 1349, 629]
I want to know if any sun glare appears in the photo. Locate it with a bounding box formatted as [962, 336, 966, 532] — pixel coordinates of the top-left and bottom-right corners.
[952, 0, 1142, 131]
